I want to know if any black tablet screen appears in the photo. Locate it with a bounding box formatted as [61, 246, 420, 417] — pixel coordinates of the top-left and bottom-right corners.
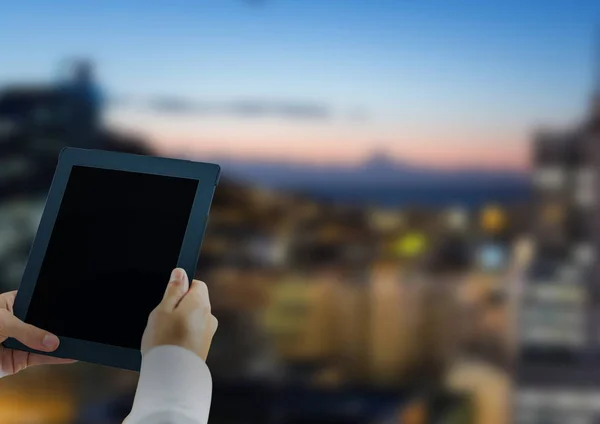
[25, 166, 199, 350]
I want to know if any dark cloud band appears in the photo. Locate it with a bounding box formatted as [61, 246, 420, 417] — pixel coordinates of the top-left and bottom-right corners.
[112, 96, 333, 120]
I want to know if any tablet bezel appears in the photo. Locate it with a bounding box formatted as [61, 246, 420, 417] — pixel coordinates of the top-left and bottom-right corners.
[2, 147, 220, 371]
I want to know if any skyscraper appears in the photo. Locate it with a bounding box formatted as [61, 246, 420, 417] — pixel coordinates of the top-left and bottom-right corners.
[512, 70, 600, 423]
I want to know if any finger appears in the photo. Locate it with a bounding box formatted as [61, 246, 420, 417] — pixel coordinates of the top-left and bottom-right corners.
[178, 279, 211, 313]
[27, 353, 77, 367]
[160, 268, 190, 311]
[209, 314, 219, 333]
[11, 349, 28, 374]
[0, 309, 60, 352]
[200, 316, 219, 360]
[0, 345, 18, 375]
[0, 291, 17, 310]
[0, 347, 76, 375]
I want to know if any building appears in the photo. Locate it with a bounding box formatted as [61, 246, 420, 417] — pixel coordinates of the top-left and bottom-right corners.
[0, 66, 151, 291]
[512, 90, 600, 422]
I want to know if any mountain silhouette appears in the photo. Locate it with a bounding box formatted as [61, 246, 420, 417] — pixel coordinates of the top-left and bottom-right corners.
[203, 153, 529, 207]
[210, 153, 528, 190]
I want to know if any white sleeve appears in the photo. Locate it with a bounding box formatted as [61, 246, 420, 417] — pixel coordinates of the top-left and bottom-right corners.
[124, 345, 213, 424]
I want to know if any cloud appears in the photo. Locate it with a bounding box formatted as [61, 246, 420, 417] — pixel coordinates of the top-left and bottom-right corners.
[112, 96, 333, 120]
[226, 100, 330, 119]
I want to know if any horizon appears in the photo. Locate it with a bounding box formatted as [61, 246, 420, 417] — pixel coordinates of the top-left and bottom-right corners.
[2, 0, 599, 171]
[195, 148, 532, 174]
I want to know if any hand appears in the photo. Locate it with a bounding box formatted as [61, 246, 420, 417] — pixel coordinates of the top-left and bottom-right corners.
[141, 268, 218, 361]
[0, 291, 75, 375]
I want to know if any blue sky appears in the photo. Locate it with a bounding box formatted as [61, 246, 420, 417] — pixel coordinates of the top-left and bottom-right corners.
[1, 0, 599, 168]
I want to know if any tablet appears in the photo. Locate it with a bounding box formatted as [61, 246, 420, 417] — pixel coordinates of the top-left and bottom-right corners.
[2, 147, 220, 371]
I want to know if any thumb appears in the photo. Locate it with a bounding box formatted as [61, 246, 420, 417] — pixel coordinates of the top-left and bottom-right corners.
[159, 268, 190, 311]
[0, 309, 59, 352]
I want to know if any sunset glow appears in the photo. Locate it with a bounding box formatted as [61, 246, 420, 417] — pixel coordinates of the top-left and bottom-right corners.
[1, 0, 596, 171]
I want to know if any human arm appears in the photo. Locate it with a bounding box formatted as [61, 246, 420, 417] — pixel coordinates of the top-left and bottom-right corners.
[124, 269, 218, 424]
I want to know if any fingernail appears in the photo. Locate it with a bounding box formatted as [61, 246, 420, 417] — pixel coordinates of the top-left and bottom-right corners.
[170, 268, 184, 284]
[42, 334, 59, 349]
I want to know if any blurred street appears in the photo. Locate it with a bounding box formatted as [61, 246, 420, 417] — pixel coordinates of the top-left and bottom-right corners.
[0, 63, 527, 422]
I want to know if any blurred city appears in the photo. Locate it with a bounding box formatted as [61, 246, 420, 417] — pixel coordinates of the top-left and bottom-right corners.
[1, 1, 599, 423]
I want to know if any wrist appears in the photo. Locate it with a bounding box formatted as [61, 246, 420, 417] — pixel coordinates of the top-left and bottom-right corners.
[142, 344, 203, 361]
